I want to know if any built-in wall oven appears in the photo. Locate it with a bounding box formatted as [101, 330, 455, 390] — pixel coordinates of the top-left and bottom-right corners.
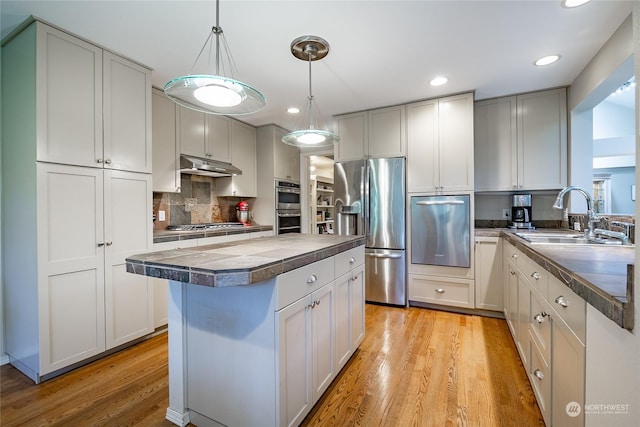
[275, 180, 301, 234]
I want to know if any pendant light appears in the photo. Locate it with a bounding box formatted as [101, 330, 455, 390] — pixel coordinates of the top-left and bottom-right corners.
[163, 0, 265, 115]
[281, 36, 340, 147]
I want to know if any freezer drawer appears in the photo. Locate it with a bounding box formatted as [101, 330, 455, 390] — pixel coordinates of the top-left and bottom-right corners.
[410, 195, 470, 268]
[365, 249, 406, 306]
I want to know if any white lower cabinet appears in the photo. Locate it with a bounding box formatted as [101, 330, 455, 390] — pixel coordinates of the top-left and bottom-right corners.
[474, 237, 503, 311]
[169, 245, 365, 427]
[408, 275, 475, 309]
[278, 281, 335, 427]
[502, 238, 586, 427]
[4, 163, 153, 382]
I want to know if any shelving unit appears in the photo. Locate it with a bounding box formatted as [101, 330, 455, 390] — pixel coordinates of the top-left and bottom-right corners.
[310, 176, 334, 234]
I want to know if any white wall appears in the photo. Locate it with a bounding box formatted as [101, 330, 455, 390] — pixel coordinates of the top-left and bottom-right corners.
[594, 101, 635, 140]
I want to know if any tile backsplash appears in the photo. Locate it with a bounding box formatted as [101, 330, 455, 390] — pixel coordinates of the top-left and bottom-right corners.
[152, 174, 254, 230]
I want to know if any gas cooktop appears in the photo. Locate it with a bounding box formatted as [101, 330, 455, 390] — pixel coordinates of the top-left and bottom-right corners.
[167, 223, 246, 231]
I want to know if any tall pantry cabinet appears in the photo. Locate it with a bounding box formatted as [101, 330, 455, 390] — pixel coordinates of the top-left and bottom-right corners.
[1, 19, 153, 382]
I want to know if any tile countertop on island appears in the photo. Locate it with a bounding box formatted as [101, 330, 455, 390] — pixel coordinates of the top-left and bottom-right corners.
[153, 224, 273, 244]
[476, 228, 634, 330]
[127, 234, 366, 288]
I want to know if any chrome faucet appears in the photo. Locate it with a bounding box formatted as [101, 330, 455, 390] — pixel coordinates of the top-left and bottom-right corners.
[552, 186, 600, 239]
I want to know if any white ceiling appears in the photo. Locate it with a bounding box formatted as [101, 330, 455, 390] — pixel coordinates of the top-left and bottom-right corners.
[1, 1, 633, 131]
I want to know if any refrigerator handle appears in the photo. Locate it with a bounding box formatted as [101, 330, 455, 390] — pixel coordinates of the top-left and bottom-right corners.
[363, 164, 369, 237]
[365, 252, 403, 259]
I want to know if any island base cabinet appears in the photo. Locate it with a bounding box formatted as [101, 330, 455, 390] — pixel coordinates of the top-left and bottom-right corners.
[165, 246, 365, 427]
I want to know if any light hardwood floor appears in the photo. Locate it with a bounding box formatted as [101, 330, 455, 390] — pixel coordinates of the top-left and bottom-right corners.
[1, 305, 544, 427]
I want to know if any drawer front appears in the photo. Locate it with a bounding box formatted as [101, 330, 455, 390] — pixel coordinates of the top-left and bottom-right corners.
[548, 275, 586, 344]
[529, 291, 551, 362]
[276, 257, 334, 310]
[520, 256, 548, 299]
[335, 246, 365, 278]
[503, 241, 522, 267]
[529, 336, 551, 426]
[408, 275, 474, 308]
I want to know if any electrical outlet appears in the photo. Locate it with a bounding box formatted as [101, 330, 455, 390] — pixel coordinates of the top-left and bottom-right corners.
[502, 209, 510, 219]
[159, 210, 166, 221]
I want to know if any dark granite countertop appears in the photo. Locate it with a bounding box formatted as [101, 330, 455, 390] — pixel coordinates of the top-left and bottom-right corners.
[153, 224, 273, 244]
[128, 234, 365, 288]
[476, 228, 634, 330]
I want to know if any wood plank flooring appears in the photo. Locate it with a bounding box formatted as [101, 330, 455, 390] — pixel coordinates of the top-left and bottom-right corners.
[1, 305, 544, 427]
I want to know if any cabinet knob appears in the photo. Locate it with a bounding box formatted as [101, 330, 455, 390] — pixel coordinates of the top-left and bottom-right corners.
[533, 369, 544, 380]
[104, 159, 112, 165]
[106, 241, 113, 246]
[435, 288, 445, 294]
[555, 296, 568, 308]
[512, 253, 518, 259]
[531, 272, 541, 280]
[533, 312, 548, 323]
[97, 241, 105, 247]
[97, 159, 103, 164]
[510, 269, 516, 276]
[349, 257, 356, 264]
[306, 274, 318, 284]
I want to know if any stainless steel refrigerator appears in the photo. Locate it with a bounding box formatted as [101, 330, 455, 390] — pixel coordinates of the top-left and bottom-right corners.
[334, 157, 406, 306]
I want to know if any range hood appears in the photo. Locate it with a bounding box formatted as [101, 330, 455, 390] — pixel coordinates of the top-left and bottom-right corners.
[179, 155, 242, 177]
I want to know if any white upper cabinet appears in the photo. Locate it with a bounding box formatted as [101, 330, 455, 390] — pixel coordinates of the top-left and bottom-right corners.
[34, 23, 151, 173]
[273, 127, 300, 182]
[217, 120, 258, 197]
[334, 105, 406, 161]
[177, 105, 231, 163]
[475, 88, 567, 191]
[151, 88, 180, 193]
[473, 96, 517, 191]
[334, 112, 367, 161]
[103, 52, 152, 173]
[36, 24, 103, 168]
[368, 105, 406, 158]
[407, 92, 474, 193]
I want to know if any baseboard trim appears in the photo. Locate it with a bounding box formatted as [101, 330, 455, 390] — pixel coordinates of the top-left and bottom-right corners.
[166, 407, 190, 427]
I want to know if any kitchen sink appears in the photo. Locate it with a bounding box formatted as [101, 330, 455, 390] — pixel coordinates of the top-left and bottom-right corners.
[515, 232, 625, 246]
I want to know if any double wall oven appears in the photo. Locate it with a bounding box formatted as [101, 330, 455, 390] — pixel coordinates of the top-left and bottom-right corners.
[275, 180, 301, 234]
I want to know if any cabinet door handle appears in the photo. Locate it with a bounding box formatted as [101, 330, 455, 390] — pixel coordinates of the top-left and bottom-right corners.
[307, 275, 318, 284]
[97, 241, 105, 247]
[96, 159, 103, 164]
[351, 274, 359, 281]
[533, 369, 544, 380]
[555, 296, 568, 308]
[435, 288, 445, 294]
[512, 253, 518, 259]
[104, 159, 112, 165]
[349, 257, 356, 264]
[531, 272, 541, 280]
[533, 312, 548, 323]
[106, 241, 113, 246]
[510, 269, 516, 276]
[315, 299, 321, 306]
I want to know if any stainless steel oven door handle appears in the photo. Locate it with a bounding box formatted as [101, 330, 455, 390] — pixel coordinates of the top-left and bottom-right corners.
[277, 212, 301, 217]
[416, 200, 465, 205]
[277, 187, 300, 194]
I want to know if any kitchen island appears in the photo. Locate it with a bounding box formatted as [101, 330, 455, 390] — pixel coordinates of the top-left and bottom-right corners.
[126, 234, 366, 427]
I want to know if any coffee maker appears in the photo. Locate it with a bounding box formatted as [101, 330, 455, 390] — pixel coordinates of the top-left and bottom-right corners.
[511, 194, 532, 228]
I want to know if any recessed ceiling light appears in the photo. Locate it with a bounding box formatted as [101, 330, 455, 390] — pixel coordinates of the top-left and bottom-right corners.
[562, 0, 591, 8]
[534, 55, 560, 66]
[286, 107, 300, 114]
[430, 76, 448, 86]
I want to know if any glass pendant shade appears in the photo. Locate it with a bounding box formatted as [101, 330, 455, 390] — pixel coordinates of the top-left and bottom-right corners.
[163, 0, 265, 115]
[281, 36, 340, 148]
